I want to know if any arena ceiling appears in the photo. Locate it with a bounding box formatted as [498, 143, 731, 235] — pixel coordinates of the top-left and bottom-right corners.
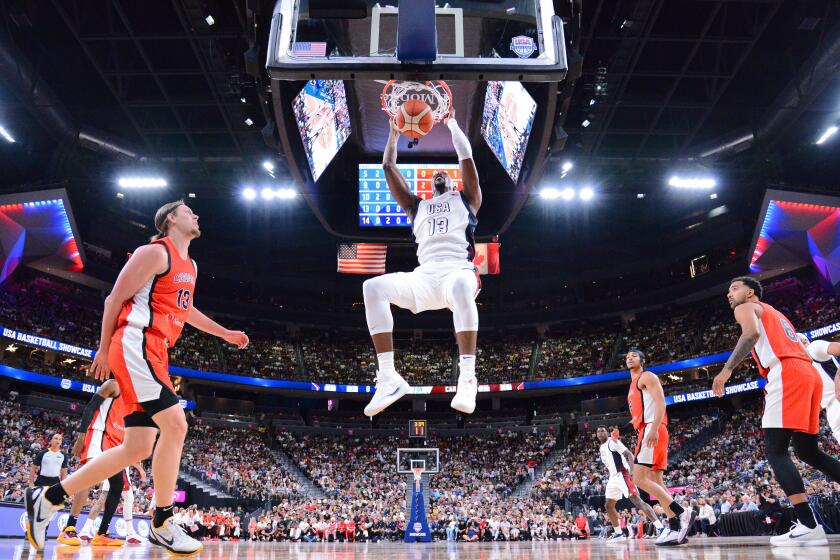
[0, 0, 838, 303]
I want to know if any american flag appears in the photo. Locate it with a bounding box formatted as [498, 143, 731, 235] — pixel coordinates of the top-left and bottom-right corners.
[337, 243, 387, 275]
[293, 42, 327, 57]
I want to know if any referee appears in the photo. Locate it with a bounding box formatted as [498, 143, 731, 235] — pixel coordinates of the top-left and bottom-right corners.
[31, 433, 69, 487]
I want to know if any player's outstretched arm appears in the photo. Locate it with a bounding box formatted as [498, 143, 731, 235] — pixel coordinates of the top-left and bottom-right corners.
[808, 339, 840, 361]
[186, 307, 249, 349]
[383, 118, 421, 218]
[445, 111, 481, 213]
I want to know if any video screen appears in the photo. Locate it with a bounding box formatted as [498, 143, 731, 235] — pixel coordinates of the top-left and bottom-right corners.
[359, 163, 462, 227]
[292, 80, 351, 181]
[481, 81, 537, 183]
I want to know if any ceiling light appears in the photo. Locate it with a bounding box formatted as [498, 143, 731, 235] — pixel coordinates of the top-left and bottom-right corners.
[242, 187, 257, 201]
[260, 187, 275, 200]
[637, 193, 645, 199]
[0, 125, 16, 143]
[117, 177, 167, 188]
[116, 193, 125, 199]
[539, 187, 561, 200]
[579, 187, 594, 201]
[245, 118, 254, 126]
[816, 125, 838, 145]
[188, 193, 196, 199]
[263, 160, 275, 172]
[710, 193, 718, 200]
[240, 97, 247, 103]
[561, 161, 573, 173]
[205, 15, 215, 26]
[668, 175, 716, 190]
[581, 119, 591, 128]
[560, 187, 575, 201]
[589, 99, 595, 106]
[275, 188, 297, 200]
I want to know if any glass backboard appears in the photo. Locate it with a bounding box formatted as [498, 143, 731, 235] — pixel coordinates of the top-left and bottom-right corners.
[266, 0, 567, 81]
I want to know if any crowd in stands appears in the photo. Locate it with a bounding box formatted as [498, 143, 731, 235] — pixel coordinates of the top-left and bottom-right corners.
[5, 388, 840, 542]
[182, 423, 303, 502]
[535, 324, 617, 379]
[0, 272, 838, 388]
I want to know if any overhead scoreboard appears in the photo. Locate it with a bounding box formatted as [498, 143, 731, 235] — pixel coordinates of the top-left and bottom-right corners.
[358, 163, 462, 227]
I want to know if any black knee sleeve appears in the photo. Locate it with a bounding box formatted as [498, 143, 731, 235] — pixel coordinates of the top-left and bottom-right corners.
[764, 428, 805, 496]
[98, 472, 124, 535]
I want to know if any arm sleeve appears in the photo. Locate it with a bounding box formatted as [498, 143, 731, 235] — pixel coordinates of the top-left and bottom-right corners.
[447, 119, 473, 161]
[34, 449, 47, 466]
[62, 453, 69, 468]
[78, 394, 106, 434]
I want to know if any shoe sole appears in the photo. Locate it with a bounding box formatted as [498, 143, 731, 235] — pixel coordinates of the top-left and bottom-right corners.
[58, 537, 82, 546]
[771, 538, 829, 547]
[364, 381, 410, 417]
[91, 541, 125, 547]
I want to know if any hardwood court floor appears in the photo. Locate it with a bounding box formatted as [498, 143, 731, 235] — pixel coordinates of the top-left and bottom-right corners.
[4, 537, 840, 559]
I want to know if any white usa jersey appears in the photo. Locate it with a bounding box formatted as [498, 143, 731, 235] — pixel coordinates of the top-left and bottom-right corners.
[411, 190, 477, 265]
[599, 439, 630, 477]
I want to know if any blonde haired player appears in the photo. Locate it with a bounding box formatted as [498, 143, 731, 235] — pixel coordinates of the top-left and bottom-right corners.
[25, 201, 248, 554]
[363, 110, 482, 416]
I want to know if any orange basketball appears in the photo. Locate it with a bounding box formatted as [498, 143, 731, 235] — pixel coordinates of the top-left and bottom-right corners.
[395, 99, 435, 139]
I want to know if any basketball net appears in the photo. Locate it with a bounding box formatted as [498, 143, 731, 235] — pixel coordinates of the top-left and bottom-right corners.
[381, 80, 452, 123]
[411, 466, 425, 492]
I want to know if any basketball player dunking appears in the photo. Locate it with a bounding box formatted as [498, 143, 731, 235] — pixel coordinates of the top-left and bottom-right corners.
[713, 276, 840, 547]
[25, 201, 249, 554]
[626, 350, 691, 546]
[595, 426, 665, 542]
[363, 111, 482, 416]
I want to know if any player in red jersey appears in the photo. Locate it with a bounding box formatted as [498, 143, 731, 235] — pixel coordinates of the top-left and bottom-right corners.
[25, 201, 249, 554]
[626, 350, 691, 546]
[57, 380, 145, 547]
[713, 276, 840, 547]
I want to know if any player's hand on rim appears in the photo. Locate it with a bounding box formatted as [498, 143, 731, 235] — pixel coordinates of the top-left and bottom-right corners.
[388, 117, 401, 135]
[90, 350, 111, 382]
[443, 108, 455, 125]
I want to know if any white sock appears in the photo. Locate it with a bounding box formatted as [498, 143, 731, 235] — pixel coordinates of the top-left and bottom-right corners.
[81, 518, 93, 533]
[377, 351, 396, 375]
[613, 527, 623, 535]
[654, 519, 664, 530]
[459, 355, 476, 379]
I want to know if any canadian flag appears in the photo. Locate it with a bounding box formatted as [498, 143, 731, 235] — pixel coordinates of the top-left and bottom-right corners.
[473, 242, 500, 275]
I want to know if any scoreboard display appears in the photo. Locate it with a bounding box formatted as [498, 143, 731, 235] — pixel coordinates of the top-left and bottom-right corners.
[358, 163, 462, 227]
[409, 419, 427, 439]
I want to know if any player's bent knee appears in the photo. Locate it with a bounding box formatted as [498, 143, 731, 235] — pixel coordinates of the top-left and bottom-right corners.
[363, 277, 389, 302]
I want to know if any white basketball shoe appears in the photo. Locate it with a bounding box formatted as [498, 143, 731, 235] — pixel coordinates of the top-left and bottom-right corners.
[364, 370, 410, 417]
[770, 522, 828, 547]
[450, 374, 478, 414]
[148, 517, 202, 555]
